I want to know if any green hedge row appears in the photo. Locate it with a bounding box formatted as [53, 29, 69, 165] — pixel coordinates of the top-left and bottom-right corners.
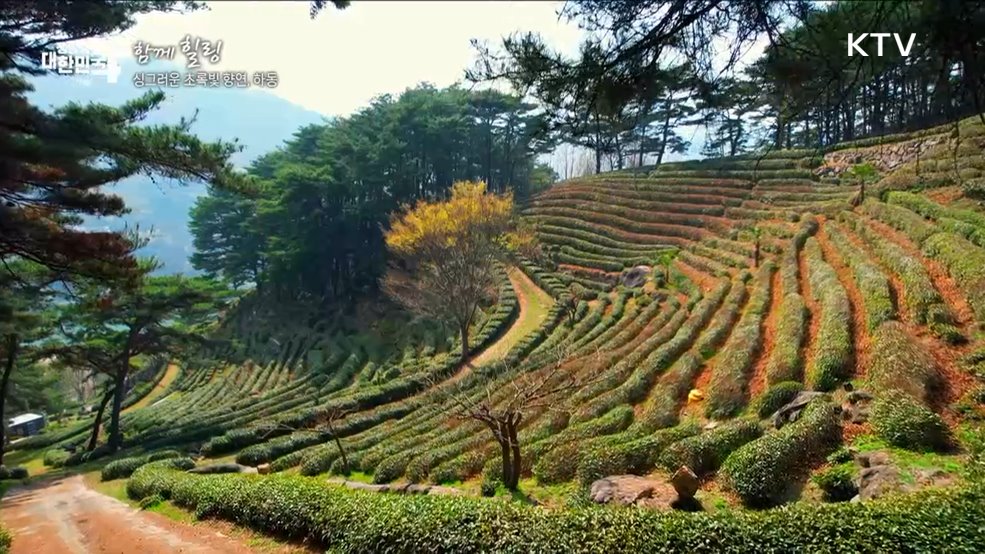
[633, 352, 706, 432]
[824, 221, 896, 331]
[720, 400, 841, 507]
[755, 381, 804, 419]
[887, 191, 985, 233]
[803, 238, 852, 391]
[867, 321, 940, 404]
[559, 299, 680, 416]
[842, 211, 945, 326]
[860, 199, 937, 244]
[705, 263, 775, 419]
[573, 280, 727, 425]
[527, 405, 634, 481]
[575, 423, 701, 487]
[693, 277, 748, 358]
[101, 451, 187, 481]
[658, 419, 762, 476]
[428, 450, 488, 485]
[921, 232, 985, 323]
[236, 431, 324, 466]
[125, 450, 985, 552]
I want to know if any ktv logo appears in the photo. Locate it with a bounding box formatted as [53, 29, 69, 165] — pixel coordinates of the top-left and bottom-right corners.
[847, 33, 916, 57]
[40, 50, 123, 83]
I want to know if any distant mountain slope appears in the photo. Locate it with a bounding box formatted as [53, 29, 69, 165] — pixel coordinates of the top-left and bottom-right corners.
[27, 60, 326, 273]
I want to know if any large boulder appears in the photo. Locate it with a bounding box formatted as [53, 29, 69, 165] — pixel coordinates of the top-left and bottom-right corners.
[589, 475, 688, 510]
[620, 266, 651, 288]
[669, 466, 700, 500]
[772, 391, 827, 429]
[854, 464, 903, 501]
[590, 475, 655, 505]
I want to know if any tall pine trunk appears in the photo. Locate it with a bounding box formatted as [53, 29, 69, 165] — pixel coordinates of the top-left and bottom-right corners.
[88, 387, 115, 451]
[107, 368, 127, 451]
[0, 335, 18, 465]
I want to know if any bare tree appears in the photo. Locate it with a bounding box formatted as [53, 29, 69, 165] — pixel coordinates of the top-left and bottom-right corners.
[427, 344, 590, 491]
[323, 406, 351, 473]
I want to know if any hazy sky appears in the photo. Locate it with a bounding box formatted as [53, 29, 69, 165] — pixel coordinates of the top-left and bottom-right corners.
[77, 0, 586, 117]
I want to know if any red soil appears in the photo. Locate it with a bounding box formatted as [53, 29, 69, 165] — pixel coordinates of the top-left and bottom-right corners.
[925, 186, 964, 205]
[862, 215, 976, 328]
[845, 213, 976, 423]
[748, 264, 783, 399]
[842, 421, 871, 444]
[672, 259, 717, 292]
[814, 217, 869, 380]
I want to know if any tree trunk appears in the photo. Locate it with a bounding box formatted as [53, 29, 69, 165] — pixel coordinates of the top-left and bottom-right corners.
[754, 240, 760, 268]
[333, 434, 349, 474]
[507, 418, 521, 491]
[107, 368, 127, 451]
[0, 334, 18, 465]
[88, 387, 115, 451]
[459, 322, 470, 364]
[498, 423, 513, 489]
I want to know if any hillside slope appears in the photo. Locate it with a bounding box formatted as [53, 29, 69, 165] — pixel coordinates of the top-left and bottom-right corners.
[20, 116, 985, 513]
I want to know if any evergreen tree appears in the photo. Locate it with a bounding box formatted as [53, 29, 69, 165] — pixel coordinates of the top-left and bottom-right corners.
[0, 1, 245, 282]
[54, 260, 234, 452]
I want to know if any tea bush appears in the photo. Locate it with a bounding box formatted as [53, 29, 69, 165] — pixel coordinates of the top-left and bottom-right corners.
[125, 463, 985, 552]
[870, 390, 951, 451]
[720, 400, 841, 507]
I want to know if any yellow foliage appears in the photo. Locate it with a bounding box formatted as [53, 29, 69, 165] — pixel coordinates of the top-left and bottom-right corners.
[385, 181, 514, 257]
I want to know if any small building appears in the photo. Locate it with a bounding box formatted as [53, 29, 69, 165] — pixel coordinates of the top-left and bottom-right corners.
[7, 413, 45, 437]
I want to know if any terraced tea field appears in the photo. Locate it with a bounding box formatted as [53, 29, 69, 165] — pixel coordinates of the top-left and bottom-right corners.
[12, 116, 985, 551]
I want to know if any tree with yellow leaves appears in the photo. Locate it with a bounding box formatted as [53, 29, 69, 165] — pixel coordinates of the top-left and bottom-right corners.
[383, 181, 514, 363]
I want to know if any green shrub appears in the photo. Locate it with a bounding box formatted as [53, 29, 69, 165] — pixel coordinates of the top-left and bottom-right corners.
[705, 263, 774, 418]
[429, 450, 487, 485]
[826, 447, 854, 465]
[0, 524, 10, 553]
[867, 321, 939, 404]
[803, 238, 852, 391]
[0, 466, 28, 480]
[755, 381, 804, 419]
[658, 419, 762, 476]
[575, 423, 700, 487]
[102, 456, 152, 481]
[870, 390, 951, 451]
[125, 462, 985, 552]
[43, 449, 70, 468]
[812, 463, 858, 502]
[147, 449, 182, 462]
[721, 400, 841, 507]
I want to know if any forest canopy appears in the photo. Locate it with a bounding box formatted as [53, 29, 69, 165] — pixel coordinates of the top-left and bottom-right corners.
[189, 84, 557, 302]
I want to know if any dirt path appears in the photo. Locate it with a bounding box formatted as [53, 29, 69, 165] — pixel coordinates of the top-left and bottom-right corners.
[469, 267, 553, 368]
[1, 475, 260, 554]
[124, 363, 181, 414]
